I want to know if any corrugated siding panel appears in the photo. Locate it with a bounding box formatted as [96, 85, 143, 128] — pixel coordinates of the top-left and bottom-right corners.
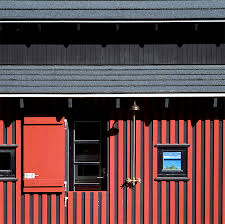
[0, 105, 20, 224]
[0, 44, 225, 65]
[20, 193, 61, 224]
[67, 191, 108, 224]
[0, 182, 16, 224]
[108, 102, 225, 224]
[1, 100, 225, 223]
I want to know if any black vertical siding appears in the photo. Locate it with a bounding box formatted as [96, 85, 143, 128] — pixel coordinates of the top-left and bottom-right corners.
[81, 192, 85, 224]
[21, 194, 25, 224]
[38, 194, 42, 224]
[192, 123, 196, 224]
[166, 114, 170, 224]
[30, 194, 34, 224]
[184, 119, 188, 224]
[114, 120, 118, 224]
[218, 120, 223, 224]
[0, 44, 225, 65]
[157, 119, 161, 224]
[210, 120, 214, 224]
[149, 119, 153, 224]
[201, 120, 205, 224]
[140, 121, 144, 224]
[73, 192, 77, 224]
[3, 182, 7, 224]
[98, 192, 102, 224]
[123, 120, 127, 224]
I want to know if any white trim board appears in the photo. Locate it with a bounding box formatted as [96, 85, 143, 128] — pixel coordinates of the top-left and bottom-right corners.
[0, 93, 225, 98]
[0, 20, 225, 23]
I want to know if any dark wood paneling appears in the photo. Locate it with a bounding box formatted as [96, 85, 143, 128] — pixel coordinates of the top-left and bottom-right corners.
[0, 44, 225, 65]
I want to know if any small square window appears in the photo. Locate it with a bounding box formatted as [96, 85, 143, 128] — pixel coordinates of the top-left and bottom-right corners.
[157, 144, 189, 177]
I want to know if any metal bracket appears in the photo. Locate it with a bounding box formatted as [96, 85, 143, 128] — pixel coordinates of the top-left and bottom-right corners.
[64, 181, 68, 191]
[20, 98, 24, 109]
[116, 98, 120, 109]
[68, 98, 73, 109]
[213, 98, 218, 108]
[125, 177, 141, 187]
[64, 196, 68, 207]
[165, 98, 169, 109]
[64, 119, 68, 130]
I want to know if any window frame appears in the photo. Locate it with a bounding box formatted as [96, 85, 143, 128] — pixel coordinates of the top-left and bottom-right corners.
[69, 120, 108, 191]
[156, 144, 189, 178]
[0, 146, 16, 178]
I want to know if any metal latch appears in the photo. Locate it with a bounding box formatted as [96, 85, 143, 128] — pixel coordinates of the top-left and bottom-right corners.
[64, 196, 68, 207]
[64, 119, 68, 129]
[24, 173, 39, 179]
[64, 181, 68, 191]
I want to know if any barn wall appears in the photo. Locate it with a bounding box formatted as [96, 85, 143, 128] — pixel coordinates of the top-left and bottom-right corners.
[0, 99, 224, 223]
[0, 44, 225, 65]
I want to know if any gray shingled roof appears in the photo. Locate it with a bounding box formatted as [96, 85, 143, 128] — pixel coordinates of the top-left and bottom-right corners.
[0, 65, 225, 94]
[0, 1, 225, 20]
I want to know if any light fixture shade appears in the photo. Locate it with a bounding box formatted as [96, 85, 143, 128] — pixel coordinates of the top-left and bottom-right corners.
[130, 100, 140, 112]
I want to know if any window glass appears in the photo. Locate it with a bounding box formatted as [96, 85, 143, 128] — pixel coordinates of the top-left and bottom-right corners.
[75, 122, 100, 140]
[70, 120, 107, 191]
[0, 148, 16, 177]
[77, 165, 99, 177]
[75, 144, 100, 162]
[0, 152, 11, 170]
[163, 152, 181, 170]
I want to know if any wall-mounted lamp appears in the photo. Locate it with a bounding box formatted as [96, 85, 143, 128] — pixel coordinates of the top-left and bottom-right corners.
[126, 100, 141, 187]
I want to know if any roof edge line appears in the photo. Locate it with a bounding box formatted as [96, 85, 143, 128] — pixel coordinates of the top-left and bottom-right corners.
[0, 19, 225, 23]
[0, 93, 225, 98]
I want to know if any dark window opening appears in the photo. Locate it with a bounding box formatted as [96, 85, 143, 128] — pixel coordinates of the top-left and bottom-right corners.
[70, 121, 107, 191]
[75, 122, 100, 140]
[77, 165, 99, 176]
[75, 144, 100, 162]
[157, 145, 188, 177]
[0, 152, 11, 170]
[0, 148, 16, 177]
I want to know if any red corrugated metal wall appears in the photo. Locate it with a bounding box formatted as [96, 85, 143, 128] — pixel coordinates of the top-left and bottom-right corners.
[0, 99, 225, 224]
[105, 101, 224, 224]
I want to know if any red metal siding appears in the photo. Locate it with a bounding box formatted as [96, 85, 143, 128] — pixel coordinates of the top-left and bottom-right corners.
[67, 191, 107, 224]
[20, 193, 62, 224]
[0, 111, 20, 224]
[0, 101, 225, 223]
[107, 106, 224, 224]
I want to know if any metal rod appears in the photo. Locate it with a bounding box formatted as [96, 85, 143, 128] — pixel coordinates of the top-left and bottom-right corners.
[126, 100, 141, 187]
[131, 111, 136, 182]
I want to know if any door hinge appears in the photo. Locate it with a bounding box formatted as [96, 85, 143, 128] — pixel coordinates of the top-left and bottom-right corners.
[64, 181, 68, 191]
[64, 119, 68, 130]
[64, 196, 68, 207]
